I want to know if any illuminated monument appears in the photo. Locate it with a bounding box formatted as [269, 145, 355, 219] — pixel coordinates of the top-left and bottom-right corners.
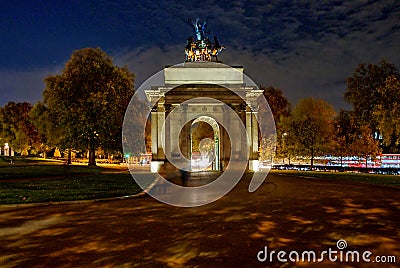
[145, 18, 266, 172]
[184, 17, 224, 62]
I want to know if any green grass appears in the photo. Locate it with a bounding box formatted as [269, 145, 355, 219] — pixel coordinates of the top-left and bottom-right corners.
[0, 172, 142, 204]
[271, 170, 400, 187]
[0, 164, 104, 180]
[0, 157, 144, 204]
[0, 156, 60, 166]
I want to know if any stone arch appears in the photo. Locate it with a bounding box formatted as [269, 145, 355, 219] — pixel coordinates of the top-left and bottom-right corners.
[145, 62, 266, 173]
[190, 116, 220, 171]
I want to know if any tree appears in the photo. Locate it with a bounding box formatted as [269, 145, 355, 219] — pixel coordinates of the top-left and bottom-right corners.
[29, 102, 55, 158]
[374, 76, 400, 152]
[351, 125, 381, 169]
[43, 47, 134, 165]
[287, 98, 336, 169]
[0, 102, 39, 155]
[344, 60, 399, 135]
[122, 95, 149, 158]
[260, 86, 290, 124]
[259, 86, 290, 161]
[332, 110, 358, 167]
[332, 110, 382, 170]
[259, 134, 276, 164]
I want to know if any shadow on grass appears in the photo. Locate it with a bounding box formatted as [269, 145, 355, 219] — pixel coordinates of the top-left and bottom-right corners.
[0, 161, 147, 204]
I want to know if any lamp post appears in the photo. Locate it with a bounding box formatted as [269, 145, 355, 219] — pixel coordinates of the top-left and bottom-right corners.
[282, 132, 287, 164]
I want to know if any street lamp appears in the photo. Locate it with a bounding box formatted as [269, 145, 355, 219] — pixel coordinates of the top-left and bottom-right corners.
[282, 132, 287, 164]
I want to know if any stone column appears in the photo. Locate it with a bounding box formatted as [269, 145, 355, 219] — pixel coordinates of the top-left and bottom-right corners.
[164, 103, 172, 161]
[150, 98, 166, 172]
[251, 111, 259, 160]
[151, 107, 158, 160]
[179, 104, 190, 159]
[246, 106, 253, 159]
[245, 88, 263, 171]
[221, 105, 231, 170]
[168, 104, 179, 160]
[238, 104, 247, 159]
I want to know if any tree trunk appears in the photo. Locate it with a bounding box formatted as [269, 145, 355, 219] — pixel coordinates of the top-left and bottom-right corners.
[67, 149, 72, 165]
[88, 148, 96, 166]
[310, 148, 314, 170]
[310, 156, 314, 170]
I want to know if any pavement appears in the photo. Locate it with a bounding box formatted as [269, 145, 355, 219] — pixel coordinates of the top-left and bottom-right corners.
[0, 173, 399, 267]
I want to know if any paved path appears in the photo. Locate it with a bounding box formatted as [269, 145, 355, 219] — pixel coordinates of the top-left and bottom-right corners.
[0, 173, 399, 267]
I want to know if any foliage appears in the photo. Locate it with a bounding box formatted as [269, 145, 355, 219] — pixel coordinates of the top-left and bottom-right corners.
[0, 102, 39, 155]
[28, 102, 56, 157]
[286, 98, 336, 169]
[332, 110, 381, 167]
[350, 125, 381, 167]
[43, 47, 134, 165]
[122, 94, 150, 157]
[332, 110, 358, 164]
[260, 86, 290, 124]
[344, 60, 399, 142]
[259, 134, 276, 163]
[277, 116, 297, 164]
[373, 76, 400, 152]
[259, 86, 290, 160]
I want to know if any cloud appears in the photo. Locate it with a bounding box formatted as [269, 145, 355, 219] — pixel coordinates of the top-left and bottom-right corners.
[110, 0, 400, 112]
[111, 45, 183, 87]
[1, 0, 399, 111]
[110, 43, 351, 110]
[0, 67, 62, 106]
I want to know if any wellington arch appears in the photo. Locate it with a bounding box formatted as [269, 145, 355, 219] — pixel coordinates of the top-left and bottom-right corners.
[145, 62, 273, 173]
[122, 18, 276, 206]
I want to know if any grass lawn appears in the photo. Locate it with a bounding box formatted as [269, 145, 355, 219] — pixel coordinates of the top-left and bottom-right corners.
[0, 155, 61, 166]
[0, 156, 102, 179]
[271, 169, 400, 187]
[2, 156, 399, 204]
[0, 156, 143, 204]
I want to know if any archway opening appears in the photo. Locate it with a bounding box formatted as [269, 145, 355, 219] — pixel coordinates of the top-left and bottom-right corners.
[190, 116, 220, 171]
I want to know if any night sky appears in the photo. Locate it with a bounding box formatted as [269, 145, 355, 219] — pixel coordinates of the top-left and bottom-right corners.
[1, 0, 400, 109]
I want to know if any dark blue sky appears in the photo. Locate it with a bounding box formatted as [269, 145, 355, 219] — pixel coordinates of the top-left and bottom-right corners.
[1, 0, 400, 109]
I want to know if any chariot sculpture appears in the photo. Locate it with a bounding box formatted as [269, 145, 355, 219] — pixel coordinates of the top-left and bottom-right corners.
[185, 17, 224, 62]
